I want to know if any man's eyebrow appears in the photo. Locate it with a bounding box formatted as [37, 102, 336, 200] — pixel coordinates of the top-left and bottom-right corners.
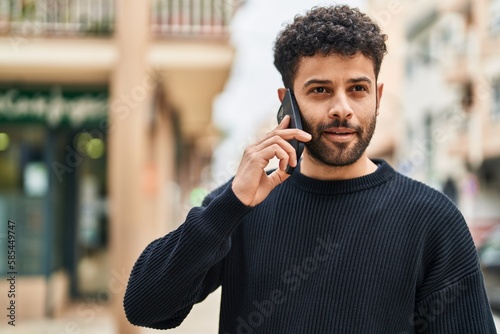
[303, 79, 332, 88]
[348, 76, 373, 85]
[303, 77, 373, 88]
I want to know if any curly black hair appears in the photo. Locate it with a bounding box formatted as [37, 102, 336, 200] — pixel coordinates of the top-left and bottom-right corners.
[273, 5, 388, 88]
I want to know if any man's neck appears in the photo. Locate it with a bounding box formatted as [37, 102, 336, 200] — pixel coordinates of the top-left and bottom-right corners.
[299, 152, 378, 181]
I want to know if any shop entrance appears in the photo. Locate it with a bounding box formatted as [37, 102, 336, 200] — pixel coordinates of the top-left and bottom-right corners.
[0, 86, 109, 315]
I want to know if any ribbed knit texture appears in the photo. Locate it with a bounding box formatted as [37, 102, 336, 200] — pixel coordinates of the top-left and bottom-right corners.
[124, 160, 496, 333]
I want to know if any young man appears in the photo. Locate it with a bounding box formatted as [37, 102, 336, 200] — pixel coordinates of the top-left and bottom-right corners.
[124, 5, 496, 333]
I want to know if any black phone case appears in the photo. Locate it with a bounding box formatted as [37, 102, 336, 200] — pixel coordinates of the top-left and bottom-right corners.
[276, 89, 304, 174]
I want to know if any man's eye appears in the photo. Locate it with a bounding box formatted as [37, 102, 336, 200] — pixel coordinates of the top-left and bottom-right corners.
[312, 87, 327, 93]
[352, 85, 366, 92]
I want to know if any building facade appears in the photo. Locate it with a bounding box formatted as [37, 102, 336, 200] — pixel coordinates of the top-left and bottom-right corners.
[369, 0, 500, 245]
[0, 1, 238, 333]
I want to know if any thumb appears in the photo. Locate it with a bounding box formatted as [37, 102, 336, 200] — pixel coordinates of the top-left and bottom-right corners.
[267, 168, 291, 188]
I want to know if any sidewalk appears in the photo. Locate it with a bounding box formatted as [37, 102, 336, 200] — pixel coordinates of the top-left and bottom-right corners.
[0, 313, 117, 334]
[141, 288, 221, 334]
[0, 289, 221, 334]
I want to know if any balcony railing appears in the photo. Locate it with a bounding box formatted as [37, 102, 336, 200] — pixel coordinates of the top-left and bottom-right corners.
[151, 0, 240, 38]
[0, 0, 239, 38]
[0, 0, 114, 36]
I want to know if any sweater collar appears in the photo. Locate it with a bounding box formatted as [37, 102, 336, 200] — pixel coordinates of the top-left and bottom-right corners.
[289, 159, 395, 195]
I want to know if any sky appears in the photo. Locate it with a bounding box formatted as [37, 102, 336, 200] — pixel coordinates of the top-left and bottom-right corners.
[210, 0, 366, 182]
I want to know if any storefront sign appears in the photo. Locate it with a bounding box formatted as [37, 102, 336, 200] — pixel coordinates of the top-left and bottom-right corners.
[0, 87, 108, 127]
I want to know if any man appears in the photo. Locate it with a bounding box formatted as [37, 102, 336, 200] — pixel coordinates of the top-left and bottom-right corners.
[124, 5, 496, 333]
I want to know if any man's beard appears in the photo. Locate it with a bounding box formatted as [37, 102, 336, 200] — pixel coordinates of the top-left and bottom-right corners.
[301, 112, 377, 167]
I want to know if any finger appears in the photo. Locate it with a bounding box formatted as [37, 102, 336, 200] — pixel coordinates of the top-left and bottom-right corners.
[264, 124, 312, 141]
[277, 114, 291, 128]
[254, 137, 297, 167]
[253, 116, 291, 147]
[254, 143, 291, 171]
[275, 129, 312, 143]
[272, 144, 294, 171]
[259, 115, 311, 146]
[278, 153, 288, 171]
[242, 143, 291, 168]
[256, 130, 310, 154]
[269, 144, 291, 169]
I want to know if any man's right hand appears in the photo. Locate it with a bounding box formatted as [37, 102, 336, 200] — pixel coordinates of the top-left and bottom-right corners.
[231, 115, 312, 207]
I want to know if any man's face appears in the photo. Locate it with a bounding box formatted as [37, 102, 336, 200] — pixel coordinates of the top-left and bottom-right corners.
[289, 53, 383, 167]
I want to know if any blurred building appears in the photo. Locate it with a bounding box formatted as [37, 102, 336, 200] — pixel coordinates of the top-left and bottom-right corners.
[0, 0, 238, 333]
[368, 0, 500, 245]
[364, 0, 405, 164]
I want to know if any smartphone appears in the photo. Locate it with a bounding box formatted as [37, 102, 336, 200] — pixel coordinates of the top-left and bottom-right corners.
[276, 89, 305, 174]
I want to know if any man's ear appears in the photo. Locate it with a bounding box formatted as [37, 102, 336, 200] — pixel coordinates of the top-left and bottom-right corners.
[277, 88, 287, 103]
[376, 83, 384, 116]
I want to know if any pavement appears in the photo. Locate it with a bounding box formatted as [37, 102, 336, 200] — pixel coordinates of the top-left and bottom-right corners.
[2, 288, 500, 333]
[0, 289, 222, 334]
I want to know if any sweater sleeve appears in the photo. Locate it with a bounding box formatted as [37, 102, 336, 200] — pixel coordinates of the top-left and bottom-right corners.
[413, 270, 496, 333]
[413, 195, 496, 333]
[123, 181, 252, 329]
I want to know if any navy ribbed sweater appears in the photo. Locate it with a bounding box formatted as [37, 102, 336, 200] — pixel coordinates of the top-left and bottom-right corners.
[124, 160, 496, 333]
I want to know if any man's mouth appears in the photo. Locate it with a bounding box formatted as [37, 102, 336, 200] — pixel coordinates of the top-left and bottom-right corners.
[323, 127, 356, 135]
[322, 128, 356, 141]
[324, 131, 354, 135]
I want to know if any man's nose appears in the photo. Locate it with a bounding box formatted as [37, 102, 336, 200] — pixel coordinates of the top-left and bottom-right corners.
[327, 93, 353, 120]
